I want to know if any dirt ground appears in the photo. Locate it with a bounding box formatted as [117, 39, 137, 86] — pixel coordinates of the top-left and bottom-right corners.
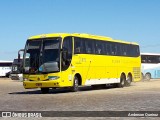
[0, 78, 159, 119]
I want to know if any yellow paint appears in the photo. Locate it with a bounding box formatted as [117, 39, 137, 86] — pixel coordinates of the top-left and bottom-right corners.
[23, 33, 141, 89]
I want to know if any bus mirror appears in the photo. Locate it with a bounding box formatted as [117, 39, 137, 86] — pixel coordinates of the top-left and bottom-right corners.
[18, 54, 20, 62]
[18, 49, 24, 62]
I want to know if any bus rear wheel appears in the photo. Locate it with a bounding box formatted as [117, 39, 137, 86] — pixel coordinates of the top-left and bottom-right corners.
[125, 75, 132, 86]
[70, 76, 79, 92]
[145, 73, 151, 81]
[117, 74, 125, 88]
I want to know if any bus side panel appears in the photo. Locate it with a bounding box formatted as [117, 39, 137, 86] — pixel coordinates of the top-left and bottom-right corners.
[143, 68, 160, 79]
[156, 69, 160, 78]
[71, 54, 86, 85]
[116, 57, 141, 82]
[61, 67, 74, 87]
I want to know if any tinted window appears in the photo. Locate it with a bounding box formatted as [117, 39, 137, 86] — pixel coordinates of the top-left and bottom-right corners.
[141, 55, 160, 63]
[74, 37, 85, 54]
[110, 42, 117, 55]
[105, 42, 112, 55]
[73, 37, 139, 57]
[116, 43, 122, 56]
[134, 45, 140, 57]
[95, 40, 105, 54]
[127, 45, 140, 57]
[121, 44, 127, 56]
[43, 40, 60, 63]
[62, 37, 73, 71]
[84, 39, 95, 54]
[0, 63, 12, 67]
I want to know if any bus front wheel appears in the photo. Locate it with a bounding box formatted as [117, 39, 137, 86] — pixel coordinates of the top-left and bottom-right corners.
[71, 76, 79, 92]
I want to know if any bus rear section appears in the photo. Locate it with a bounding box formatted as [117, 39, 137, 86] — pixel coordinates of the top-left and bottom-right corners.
[141, 53, 160, 80]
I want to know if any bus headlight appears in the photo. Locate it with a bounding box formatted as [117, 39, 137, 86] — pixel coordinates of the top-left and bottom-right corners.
[23, 78, 28, 81]
[48, 76, 60, 80]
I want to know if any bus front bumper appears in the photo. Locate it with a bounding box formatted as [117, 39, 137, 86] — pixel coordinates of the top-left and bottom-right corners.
[23, 80, 62, 89]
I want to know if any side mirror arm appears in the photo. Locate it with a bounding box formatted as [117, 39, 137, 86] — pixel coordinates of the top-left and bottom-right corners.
[18, 49, 24, 62]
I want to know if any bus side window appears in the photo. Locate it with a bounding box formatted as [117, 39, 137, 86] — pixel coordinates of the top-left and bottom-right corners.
[121, 44, 127, 56]
[126, 45, 134, 57]
[95, 40, 102, 54]
[116, 43, 122, 56]
[62, 37, 73, 71]
[87, 48, 91, 53]
[111, 43, 117, 55]
[84, 39, 95, 54]
[105, 42, 111, 55]
[74, 38, 81, 54]
[94, 40, 105, 55]
[129, 45, 140, 57]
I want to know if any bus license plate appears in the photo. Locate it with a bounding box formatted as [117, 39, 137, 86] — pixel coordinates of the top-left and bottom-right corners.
[36, 83, 42, 87]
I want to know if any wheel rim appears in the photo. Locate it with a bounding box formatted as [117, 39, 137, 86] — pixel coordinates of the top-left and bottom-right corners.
[127, 76, 131, 84]
[126, 76, 131, 86]
[74, 77, 78, 88]
[72, 76, 79, 92]
[145, 74, 151, 80]
[121, 78, 125, 86]
[120, 75, 125, 87]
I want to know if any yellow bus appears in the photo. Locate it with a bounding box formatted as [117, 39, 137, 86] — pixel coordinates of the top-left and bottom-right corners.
[21, 33, 141, 93]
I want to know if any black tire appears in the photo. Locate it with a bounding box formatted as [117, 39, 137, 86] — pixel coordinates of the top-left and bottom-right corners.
[5, 72, 11, 78]
[41, 88, 49, 94]
[141, 73, 144, 81]
[71, 76, 79, 92]
[145, 73, 151, 81]
[117, 74, 125, 88]
[125, 75, 132, 86]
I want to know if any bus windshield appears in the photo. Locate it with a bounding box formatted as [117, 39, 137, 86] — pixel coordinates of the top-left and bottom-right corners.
[11, 59, 22, 73]
[23, 38, 61, 74]
[141, 55, 160, 64]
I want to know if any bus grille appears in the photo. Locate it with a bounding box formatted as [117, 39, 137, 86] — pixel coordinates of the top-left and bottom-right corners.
[133, 67, 141, 79]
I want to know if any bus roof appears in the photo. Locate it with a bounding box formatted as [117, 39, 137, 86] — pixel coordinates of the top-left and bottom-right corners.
[28, 33, 139, 45]
[0, 60, 12, 63]
[141, 53, 160, 56]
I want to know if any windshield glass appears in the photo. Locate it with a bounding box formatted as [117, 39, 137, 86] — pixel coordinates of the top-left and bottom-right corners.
[12, 65, 18, 72]
[11, 59, 23, 73]
[43, 40, 60, 63]
[23, 38, 61, 74]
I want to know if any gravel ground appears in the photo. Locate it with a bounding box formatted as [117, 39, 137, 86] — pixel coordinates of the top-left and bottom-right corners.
[0, 78, 159, 120]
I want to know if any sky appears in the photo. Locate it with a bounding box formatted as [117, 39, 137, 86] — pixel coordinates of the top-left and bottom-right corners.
[0, 0, 160, 61]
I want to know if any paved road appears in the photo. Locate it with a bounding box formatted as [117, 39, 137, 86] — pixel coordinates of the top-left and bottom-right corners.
[0, 78, 160, 119]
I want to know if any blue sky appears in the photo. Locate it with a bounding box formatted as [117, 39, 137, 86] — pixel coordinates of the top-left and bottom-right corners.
[0, 0, 160, 60]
